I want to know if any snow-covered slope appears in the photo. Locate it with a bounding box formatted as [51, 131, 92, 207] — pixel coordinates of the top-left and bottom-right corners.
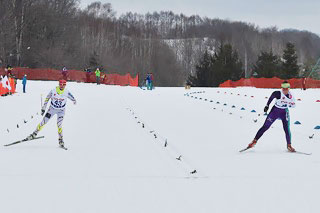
[164, 37, 216, 74]
[1, 81, 319, 213]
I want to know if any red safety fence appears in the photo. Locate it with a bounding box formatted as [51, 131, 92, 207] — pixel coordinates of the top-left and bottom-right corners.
[0, 78, 16, 96]
[219, 77, 320, 88]
[0, 68, 139, 86]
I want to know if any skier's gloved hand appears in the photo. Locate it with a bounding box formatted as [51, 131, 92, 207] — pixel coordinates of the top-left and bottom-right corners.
[73, 100, 77, 105]
[264, 105, 269, 113]
[41, 109, 45, 116]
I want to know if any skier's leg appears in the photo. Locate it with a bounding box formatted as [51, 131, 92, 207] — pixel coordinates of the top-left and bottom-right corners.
[281, 110, 295, 152]
[57, 109, 65, 145]
[28, 107, 55, 139]
[36, 111, 54, 132]
[254, 110, 278, 141]
[281, 109, 292, 145]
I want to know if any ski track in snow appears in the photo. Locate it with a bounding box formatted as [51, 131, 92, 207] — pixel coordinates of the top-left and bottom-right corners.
[0, 81, 319, 213]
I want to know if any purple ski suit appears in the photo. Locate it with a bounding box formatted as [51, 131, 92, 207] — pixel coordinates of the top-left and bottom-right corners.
[254, 91, 296, 144]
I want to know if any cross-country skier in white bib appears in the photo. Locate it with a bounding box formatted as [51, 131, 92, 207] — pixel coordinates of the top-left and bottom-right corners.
[26, 79, 76, 149]
[246, 81, 296, 152]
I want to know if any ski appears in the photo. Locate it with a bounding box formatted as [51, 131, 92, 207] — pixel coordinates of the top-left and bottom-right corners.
[59, 145, 68, 150]
[4, 136, 44, 147]
[292, 151, 312, 155]
[240, 147, 311, 155]
[239, 147, 252, 153]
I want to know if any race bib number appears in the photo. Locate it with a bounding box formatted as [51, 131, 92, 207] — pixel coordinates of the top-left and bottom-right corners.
[54, 100, 63, 108]
[52, 98, 66, 108]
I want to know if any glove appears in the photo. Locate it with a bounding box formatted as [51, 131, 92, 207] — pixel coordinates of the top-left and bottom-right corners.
[41, 109, 45, 116]
[264, 105, 269, 113]
[73, 100, 77, 105]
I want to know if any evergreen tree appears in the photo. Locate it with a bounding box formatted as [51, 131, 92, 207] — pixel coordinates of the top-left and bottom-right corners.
[211, 44, 243, 86]
[187, 44, 243, 87]
[281, 42, 299, 78]
[187, 50, 213, 87]
[254, 51, 281, 78]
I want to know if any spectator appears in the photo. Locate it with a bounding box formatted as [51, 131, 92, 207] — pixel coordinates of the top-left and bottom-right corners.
[22, 74, 27, 93]
[146, 73, 154, 90]
[145, 73, 150, 89]
[62, 66, 68, 80]
[95, 68, 101, 85]
[7, 65, 13, 77]
[85, 68, 92, 83]
[302, 77, 306, 90]
[149, 72, 154, 90]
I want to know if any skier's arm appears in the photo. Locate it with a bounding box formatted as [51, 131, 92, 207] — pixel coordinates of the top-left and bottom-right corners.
[266, 91, 280, 107]
[67, 91, 76, 104]
[42, 91, 52, 110]
[40, 90, 52, 115]
[264, 91, 280, 112]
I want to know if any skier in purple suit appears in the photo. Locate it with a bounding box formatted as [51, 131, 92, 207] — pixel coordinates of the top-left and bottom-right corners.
[247, 81, 296, 152]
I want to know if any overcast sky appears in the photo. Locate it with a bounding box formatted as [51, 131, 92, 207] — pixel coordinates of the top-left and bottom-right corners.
[80, 0, 320, 35]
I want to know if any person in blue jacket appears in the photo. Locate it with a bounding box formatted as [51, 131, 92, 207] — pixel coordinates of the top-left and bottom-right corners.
[146, 73, 153, 90]
[22, 74, 27, 93]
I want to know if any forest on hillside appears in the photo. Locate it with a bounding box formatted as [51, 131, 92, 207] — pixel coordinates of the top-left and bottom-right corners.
[1, 0, 320, 86]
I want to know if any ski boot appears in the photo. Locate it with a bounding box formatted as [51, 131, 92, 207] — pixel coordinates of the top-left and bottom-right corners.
[26, 132, 38, 140]
[287, 144, 296, 152]
[59, 138, 67, 150]
[240, 139, 258, 152]
[248, 139, 257, 148]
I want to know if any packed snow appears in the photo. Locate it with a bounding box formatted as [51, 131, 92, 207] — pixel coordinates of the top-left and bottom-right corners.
[1, 80, 319, 213]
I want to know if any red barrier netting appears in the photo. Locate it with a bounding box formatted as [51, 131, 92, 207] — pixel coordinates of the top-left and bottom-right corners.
[220, 77, 320, 88]
[0, 68, 139, 87]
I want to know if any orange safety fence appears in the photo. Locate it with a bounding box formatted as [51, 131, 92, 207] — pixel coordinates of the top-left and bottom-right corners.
[0, 78, 16, 96]
[0, 68, 139, 87]
[219, 77, 320, 88]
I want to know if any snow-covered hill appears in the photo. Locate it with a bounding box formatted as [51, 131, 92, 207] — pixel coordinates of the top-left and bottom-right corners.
[1, 81, 319, 213]
[164, 37, 216, 74]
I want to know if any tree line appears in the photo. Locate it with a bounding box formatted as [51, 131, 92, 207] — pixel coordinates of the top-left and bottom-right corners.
[0, 0, 319, 86]
[188, 42, 300, 87]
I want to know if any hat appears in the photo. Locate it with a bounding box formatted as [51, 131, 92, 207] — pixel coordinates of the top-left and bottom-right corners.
[59, 79, 67, 85]
[281, 81, 290, 89]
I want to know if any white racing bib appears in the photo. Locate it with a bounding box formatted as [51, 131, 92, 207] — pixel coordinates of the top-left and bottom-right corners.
[275, 91, 296, 109]
[50, 88, 69, 109]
